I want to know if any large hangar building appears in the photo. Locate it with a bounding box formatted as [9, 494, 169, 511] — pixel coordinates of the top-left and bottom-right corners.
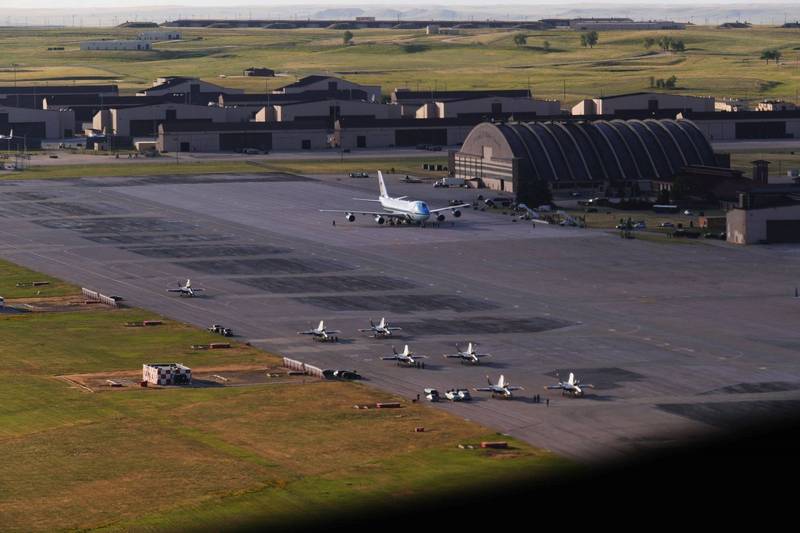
[452, 118, 717, 200]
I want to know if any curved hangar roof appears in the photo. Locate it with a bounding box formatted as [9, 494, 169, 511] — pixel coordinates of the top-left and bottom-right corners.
[460, 119, 715, 182]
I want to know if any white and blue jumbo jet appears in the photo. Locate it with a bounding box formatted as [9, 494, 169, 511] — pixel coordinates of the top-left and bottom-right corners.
[321, 171, 470, 225]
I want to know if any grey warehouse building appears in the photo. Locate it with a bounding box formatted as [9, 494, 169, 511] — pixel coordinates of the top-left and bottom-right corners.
[453, 118, 716, 200]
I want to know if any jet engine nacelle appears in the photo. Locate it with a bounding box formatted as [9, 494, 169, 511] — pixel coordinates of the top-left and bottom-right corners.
[345, 212, 355, 222]
[436, 214, 446, 222]
[452, 209, 462, 218]
[374, 215, 385, 225]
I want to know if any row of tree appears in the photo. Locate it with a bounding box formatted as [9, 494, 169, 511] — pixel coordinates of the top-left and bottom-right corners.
[650, 75, 678, 89]
[644, 36, 685, 52]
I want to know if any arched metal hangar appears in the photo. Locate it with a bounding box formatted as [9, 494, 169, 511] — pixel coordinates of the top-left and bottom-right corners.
[453, 118, 716, 197]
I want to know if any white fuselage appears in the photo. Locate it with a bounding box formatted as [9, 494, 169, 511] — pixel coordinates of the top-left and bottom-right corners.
[380, 197, 431, 222]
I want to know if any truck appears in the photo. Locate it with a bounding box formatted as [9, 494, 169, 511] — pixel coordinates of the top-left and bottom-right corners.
[433, 177, 466, 188]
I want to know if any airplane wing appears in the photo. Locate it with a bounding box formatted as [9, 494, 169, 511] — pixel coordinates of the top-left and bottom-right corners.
[507, 386, 524, 391]
[357, 328, 374, 332]
[319, 209, 408, 219]
[386, 327, 402, 331]
[326, 329, 341, 334]
[166, 289, 183, 293]
[544, 385, 563, 390]
[474, 387, 493, 392]
[443, 354, 461, 358]
[429, 203, 470, 213]
[351, 198, 382, 202]
[380, 356, 398, 360]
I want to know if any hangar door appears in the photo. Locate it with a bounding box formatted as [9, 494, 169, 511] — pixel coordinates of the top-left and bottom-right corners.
[395, 128, 447, 147]
[766, 220, 800, 243]
[220, 132, 272, 152]
[735, 121, 788, 140]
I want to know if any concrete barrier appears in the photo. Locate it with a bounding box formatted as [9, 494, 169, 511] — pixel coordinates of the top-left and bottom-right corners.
[82, 287, 118, 308]
[282, 357, 323, 378]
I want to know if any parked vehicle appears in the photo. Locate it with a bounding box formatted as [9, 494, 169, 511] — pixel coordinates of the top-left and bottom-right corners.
[433, 177, 466, 188]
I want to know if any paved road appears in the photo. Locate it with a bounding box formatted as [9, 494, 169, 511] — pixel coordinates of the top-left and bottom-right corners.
[1, 172, 800, 462]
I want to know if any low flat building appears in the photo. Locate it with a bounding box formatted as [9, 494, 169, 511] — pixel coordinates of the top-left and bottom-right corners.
[137, 31, 182, 41]
[143, 363, 191, 386]
[137, 77, 243, 100]
[44, 94, 185, 129]
[275, 75, 381, 103]
[335, 117, 479, 149]
[261, 99, 401, 123]
[219, 89, 372, 108]
[81, 40, 151, 51]
[680, 110, 800, 141]
[93, 103, 253, 137]
[392, 88, 532, 117]
[727, 187, 800, 244]
[572, 92, 715, 116]
[0, 105, 75, 141]
[157, 120, 332, 152]
[419, 96, 561, 119]
[569, 19, 686, 30]
[0, 84, 118, 109]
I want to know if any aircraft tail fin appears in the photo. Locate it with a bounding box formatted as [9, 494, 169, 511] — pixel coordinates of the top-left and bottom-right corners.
[378, 171, 388, 198]
[318, 320, 324, 331]
[499, 375, 506, 387]
[379, 317, 386, 328]
[568, 372, 575, 385]
[403, 344, 411, 356]
[467, 342, 474, 354]
[186, 279, 191, 288]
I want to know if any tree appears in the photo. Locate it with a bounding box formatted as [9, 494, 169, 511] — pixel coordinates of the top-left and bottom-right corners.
[665, 75, 678, 89]
[580, 30, 599, 48]
[761, 48, 782, 64]
[543, 40, 551, 52]
[669, 39, 686, 52]
[643, 37, 656, 49]
[513, 33, 527, 47]
[343, 30, 354, 45]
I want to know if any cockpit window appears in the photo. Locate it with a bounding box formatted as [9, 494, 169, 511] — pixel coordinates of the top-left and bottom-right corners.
[415, 202, 430, 215]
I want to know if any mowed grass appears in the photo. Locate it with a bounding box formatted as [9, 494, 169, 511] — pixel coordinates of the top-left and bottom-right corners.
[0, 257, 78, 298]
[1, 156, 448, 180]
[1, 25, 799, 103]
[0, 284, 567, 531]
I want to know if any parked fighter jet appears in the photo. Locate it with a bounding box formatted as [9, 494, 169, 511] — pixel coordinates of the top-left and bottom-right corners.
[320, 171, 469, 225]
[359, 317, 402, 338]
[444, 342, 491, 365]
[297, 320, 340, 342]
[474, 375, 523, 399]
[381, 345, 428, 368]
[545, 372, 594, 397]
[167, 279, 204, 297]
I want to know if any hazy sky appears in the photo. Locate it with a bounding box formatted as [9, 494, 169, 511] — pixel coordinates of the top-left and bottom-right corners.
[0, 0, 791, 7]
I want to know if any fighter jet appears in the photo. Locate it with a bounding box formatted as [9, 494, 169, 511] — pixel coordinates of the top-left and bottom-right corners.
[297, 320, 340, 342]
[545, 372, 594, 397]
[359, 317, 402, 338]
[320, 171, 469, 225]
[444, 342, 491, 365]
[474, 375, 523, 399]
[380, 345, 428, 368]
[167, 279, 204, 297]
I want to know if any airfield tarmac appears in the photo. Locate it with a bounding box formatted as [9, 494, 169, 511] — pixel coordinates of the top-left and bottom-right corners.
[1, 172, 800, 461]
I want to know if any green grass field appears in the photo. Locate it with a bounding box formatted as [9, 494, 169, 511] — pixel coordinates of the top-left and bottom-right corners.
[0, 258, 79, 298]
[1, 25, 799, 104]
[0, 156, 449, 180]
[0, 265, 568, 531]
